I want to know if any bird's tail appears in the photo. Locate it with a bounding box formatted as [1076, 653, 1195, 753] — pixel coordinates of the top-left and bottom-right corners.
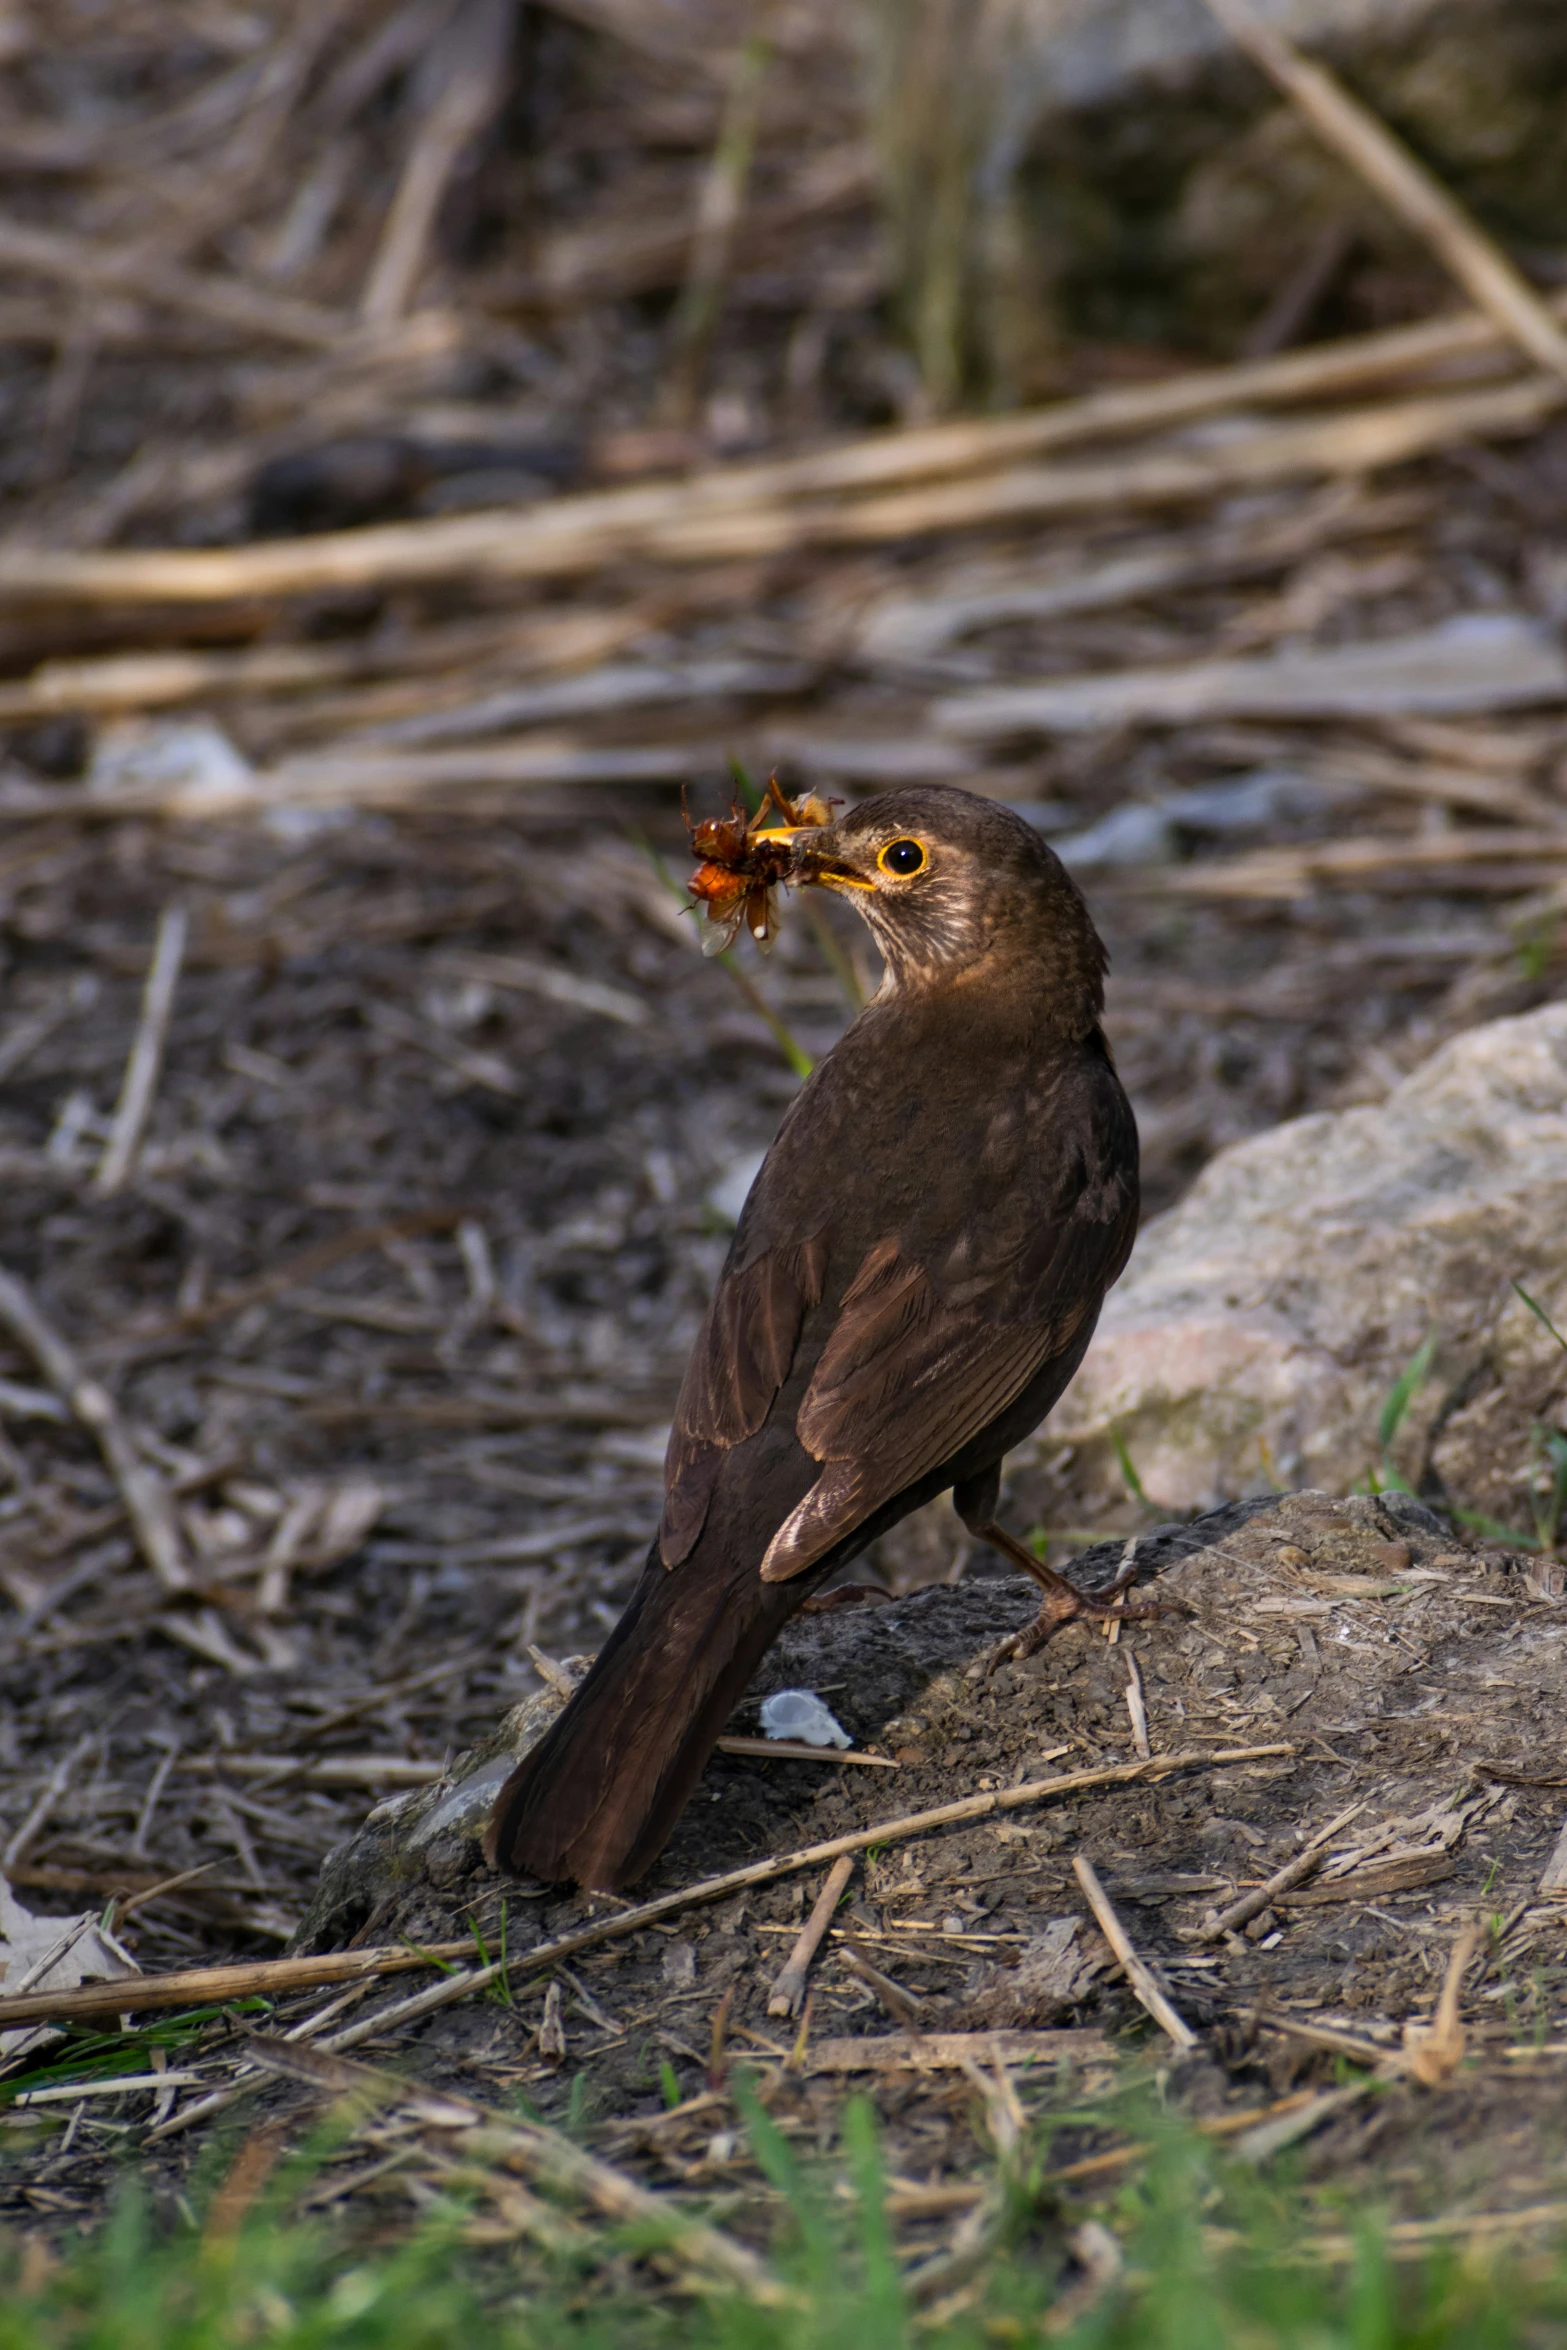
[483, 1537, 806, 1892]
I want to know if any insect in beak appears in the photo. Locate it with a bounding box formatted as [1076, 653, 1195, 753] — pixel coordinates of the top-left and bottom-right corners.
[684, 779, 838, 954]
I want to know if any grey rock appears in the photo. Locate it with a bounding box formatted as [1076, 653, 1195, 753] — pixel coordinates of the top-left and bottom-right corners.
[290, 1671, 587, 1954]
[1046, 1002, 1567, 1510]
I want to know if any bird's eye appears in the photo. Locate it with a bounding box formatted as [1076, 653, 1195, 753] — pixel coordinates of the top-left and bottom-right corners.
[878, 838, 927, 877]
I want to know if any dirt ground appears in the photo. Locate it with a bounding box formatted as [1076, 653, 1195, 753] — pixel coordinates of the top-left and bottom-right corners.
[7, 1477, 1567, 2259]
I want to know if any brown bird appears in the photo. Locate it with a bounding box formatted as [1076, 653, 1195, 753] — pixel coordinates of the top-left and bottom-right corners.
[486, 786, 1143, 1893]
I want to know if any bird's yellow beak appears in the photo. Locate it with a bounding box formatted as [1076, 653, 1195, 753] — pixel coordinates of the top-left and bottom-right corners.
[765, 824, 876, 892]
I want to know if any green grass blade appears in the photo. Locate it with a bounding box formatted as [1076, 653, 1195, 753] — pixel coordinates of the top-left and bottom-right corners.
[733, 2071, 836, 2285]
[1451, 1504, 1543, 1550]
[1377, 1334, 1436, 1451]
[1110, 1427, 1149, 1509]
[842, 2098, 903, 2344]
[1513, 1280, 1567, 1357]
[727, 756, 763, 813]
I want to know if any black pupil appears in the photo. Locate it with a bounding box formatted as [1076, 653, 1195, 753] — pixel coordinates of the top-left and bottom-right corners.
[885, 839, 924, 874]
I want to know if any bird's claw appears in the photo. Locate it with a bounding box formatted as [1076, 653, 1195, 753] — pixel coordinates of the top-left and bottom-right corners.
[981, 1577, 1178, 1675]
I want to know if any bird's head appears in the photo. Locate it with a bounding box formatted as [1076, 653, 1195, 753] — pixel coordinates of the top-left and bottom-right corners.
[781, 785, 1108, 1021]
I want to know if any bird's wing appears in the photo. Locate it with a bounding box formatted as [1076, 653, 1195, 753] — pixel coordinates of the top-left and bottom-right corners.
[659, 1229, 829, 1565]
[759, 1104, 1137, 1582]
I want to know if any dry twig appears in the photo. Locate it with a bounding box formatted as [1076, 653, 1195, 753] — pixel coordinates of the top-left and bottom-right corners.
[1123, 1651, 1150, 1759]
[2, 1735, 96, 1875]
[243, 2034, 789, 2303]
[766, 1853, 854, 2018]
[1403, 1919, 1483, 2085]
[1194, 1799, 1367, 1941]
[1232, 2078, 1384, 2164]
[0, 374, 1558, 611]
[0, 1743, 1292, 2031]
[1158, 827, 1567, 902]
[1201, 0, 1567, 385]
[803, 2029, 1106, 2074]
[0, 1262, 191, 1596]
[104, 1209, 465, 1350]
[718, 1736, 896, 1766]
[360, 0, 515, 326]
[1072, 1855, 1198, 2052]
[94, 904, 188, 1196]
[0, 215, 347, 351]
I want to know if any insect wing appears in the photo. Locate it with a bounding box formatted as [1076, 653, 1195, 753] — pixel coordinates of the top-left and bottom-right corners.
[701, 902, 746, 956]
[745, 882, 781, 952]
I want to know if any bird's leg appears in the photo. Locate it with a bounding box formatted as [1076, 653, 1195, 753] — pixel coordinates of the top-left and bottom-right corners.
[798, 1584, 891, 1615]
[969, 1519, 1173, 1670]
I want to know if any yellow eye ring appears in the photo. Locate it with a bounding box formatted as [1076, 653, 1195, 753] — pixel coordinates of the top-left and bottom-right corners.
[877, 837, 927, 877]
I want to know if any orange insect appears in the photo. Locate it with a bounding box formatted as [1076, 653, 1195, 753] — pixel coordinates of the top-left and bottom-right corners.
[685, 775, 833, 955]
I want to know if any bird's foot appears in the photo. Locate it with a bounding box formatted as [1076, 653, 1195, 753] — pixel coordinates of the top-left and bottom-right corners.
[973, 1528, 1176, 1674]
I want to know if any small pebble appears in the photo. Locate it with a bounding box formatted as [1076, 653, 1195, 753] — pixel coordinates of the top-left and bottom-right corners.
[943, 1913, 966, 1935]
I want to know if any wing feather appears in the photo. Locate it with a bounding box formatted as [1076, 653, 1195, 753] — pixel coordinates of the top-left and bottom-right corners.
[659, 1229, 827, 1566]
[760, 1100, 1136, 1582]
[662, 1048, 1137, 1588]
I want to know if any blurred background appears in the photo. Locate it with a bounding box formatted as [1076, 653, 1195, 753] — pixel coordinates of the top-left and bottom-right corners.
[1, 0, 1567, 1962]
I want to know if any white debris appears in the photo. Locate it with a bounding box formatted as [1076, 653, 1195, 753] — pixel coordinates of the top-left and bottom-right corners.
[1, 1872, 140, 2058]
[759, 1689, 852, 1748]
[88, 716, 254, 808]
